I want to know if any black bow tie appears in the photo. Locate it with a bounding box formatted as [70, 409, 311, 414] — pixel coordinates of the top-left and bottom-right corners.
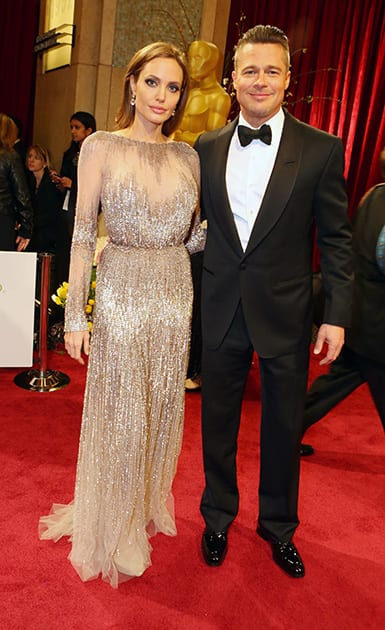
[238, 124, 272, 147]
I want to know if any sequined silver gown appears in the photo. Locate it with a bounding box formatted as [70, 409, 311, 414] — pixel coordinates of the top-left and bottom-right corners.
[39, 132, 204, 588]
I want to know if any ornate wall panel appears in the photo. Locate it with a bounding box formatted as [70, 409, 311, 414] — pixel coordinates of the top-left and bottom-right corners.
[113, 0, 204, 66]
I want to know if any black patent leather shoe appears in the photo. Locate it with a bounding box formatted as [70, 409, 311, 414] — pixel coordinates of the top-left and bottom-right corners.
[300, 443, 315, 456]
[201, 531, 227, 566]
[257, 526, 305, 578]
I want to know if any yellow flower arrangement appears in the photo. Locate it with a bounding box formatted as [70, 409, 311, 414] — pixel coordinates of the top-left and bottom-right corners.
[51, 281, 69, 307]
[52, 266, 97, 331]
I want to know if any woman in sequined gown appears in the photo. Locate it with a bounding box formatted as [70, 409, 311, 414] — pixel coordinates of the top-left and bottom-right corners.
[39, 42, 205, 588]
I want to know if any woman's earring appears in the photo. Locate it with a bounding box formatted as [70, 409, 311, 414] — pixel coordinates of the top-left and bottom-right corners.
[171, 109, 176, 117]
[130, 94, 136, 106]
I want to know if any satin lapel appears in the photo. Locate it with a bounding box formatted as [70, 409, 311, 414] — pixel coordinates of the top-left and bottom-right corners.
[208, 119, 243, 255]
[244, 113, 302, 257]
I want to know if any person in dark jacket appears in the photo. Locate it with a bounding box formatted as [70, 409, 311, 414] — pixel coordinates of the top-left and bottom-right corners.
[50, 111, 96, 286]
[301, 149, 385, 453]
[25, 144, 64, 253]
[0, 113, 33, 251]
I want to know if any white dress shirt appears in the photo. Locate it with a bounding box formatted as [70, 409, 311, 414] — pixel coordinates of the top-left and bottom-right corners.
[226, 109, 284, 251]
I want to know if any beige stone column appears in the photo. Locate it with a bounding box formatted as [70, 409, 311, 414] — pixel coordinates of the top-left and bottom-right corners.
[33, 0, 111, 169]
[200, 0, 231, 78]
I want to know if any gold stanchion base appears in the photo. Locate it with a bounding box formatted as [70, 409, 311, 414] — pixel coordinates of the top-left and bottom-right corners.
[14, 369, 70, 392]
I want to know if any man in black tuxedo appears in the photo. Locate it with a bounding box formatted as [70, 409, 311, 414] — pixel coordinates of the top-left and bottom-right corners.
[301, 164, 385, 449]
[195, 25, 353, 578]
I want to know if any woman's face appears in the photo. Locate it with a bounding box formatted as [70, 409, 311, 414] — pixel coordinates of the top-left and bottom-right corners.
[26, 149, 46, 174]
[130, 57, 183, 129]
[70, 119, 93, 145]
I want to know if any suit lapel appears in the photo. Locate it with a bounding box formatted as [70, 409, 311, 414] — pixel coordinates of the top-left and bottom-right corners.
[208, 119, 243, 255]
[244, 113, 302, 257]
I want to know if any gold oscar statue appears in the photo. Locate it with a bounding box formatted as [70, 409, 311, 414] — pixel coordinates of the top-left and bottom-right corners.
[172, 40, 231, 146]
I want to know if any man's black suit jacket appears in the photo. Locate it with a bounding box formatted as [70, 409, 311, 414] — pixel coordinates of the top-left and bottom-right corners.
[195, 110, 352, 358]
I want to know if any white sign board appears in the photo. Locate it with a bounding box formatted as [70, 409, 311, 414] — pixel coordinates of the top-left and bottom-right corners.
[0, 251, 37, 367]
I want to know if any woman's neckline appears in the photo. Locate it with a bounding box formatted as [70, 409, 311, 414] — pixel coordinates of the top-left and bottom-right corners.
[110, 130, 173, 145]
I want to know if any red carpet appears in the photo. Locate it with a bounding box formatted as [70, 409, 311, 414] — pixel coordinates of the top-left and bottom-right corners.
[1, 348, 384, 629]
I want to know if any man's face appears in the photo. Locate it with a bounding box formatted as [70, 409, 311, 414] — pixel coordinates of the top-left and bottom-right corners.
[232, 42, 290, 127]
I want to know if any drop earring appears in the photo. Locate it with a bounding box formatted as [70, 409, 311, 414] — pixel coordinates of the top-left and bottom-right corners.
[130, 94, 136, 106]
[171, 109, 176, 117]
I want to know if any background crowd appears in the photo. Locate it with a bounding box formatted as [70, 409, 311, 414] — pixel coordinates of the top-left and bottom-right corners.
[0, 110, 97, 325]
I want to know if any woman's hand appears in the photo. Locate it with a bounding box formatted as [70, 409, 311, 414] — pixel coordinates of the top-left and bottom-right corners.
[60, 176, 72, 189]
[49, 170, 71, 192]
[15, 236, 30, 251]
[64, 330, 90, 365]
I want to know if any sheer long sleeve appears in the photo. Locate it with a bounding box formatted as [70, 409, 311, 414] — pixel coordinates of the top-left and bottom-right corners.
[64, 135, 103, 332]
[184, 146, 206, 254]
[185, 210, 206, 254]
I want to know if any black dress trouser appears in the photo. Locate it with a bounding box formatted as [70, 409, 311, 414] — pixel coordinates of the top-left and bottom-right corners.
[303, 345, 385, 433]
[200, 303, 309, 542]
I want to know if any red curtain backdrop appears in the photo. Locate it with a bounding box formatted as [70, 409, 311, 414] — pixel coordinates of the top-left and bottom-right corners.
[0, 0, 40, 146]
[225, 0, 385, 216]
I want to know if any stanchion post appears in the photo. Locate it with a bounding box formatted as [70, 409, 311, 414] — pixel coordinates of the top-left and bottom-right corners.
[14, 252, 70, 392]
[39, 253, 50, 372]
